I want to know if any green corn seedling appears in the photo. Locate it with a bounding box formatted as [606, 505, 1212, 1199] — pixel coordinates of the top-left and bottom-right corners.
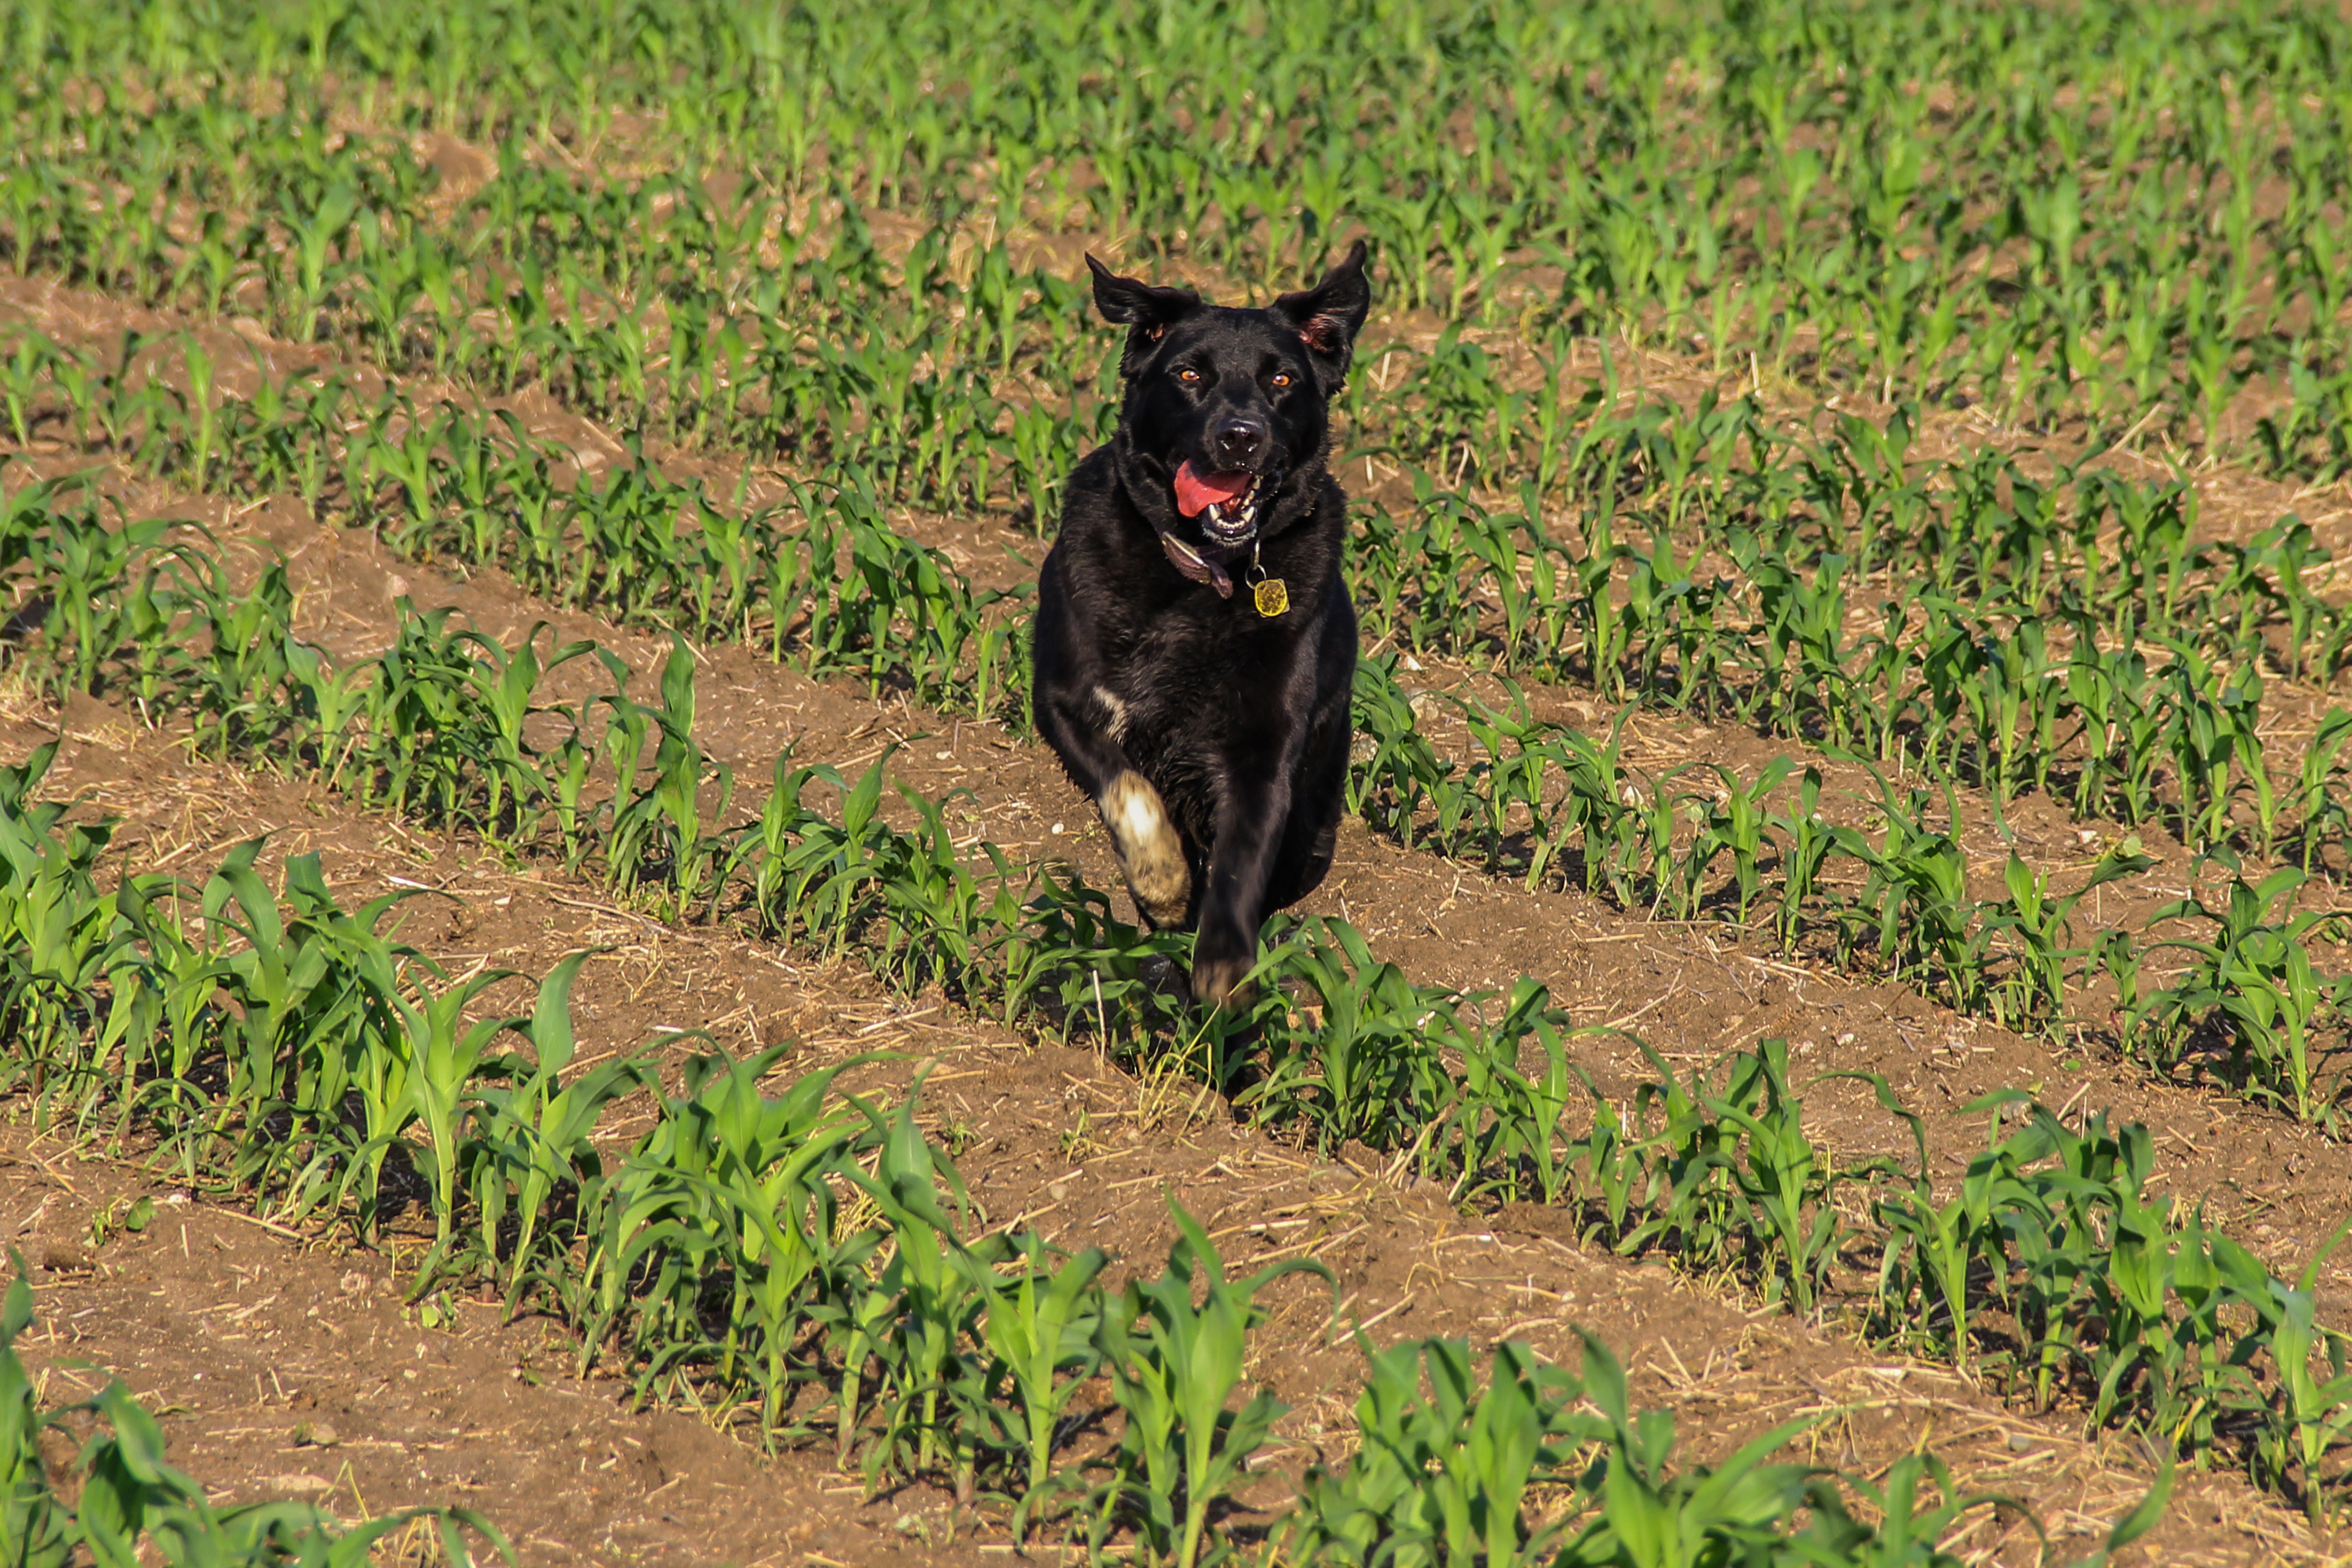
[1093, 1199, 1335, 1568]
[453, 949, 655, 1303]
[1283, 1337, 1591, 1568]
[949, 1232, 1110, 1535]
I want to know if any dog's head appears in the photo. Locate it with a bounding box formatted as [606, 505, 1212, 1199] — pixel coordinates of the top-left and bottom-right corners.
[1086, 241, 1371, 553]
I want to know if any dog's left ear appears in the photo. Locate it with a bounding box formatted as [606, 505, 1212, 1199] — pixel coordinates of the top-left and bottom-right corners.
[1272, 240, 1372, 382]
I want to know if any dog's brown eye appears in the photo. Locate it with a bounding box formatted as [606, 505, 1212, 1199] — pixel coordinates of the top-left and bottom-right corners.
[1271, 372, 1293, 388]
[1177, 368, 1200, 383]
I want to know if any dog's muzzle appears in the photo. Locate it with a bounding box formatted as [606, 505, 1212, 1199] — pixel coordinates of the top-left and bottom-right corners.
[1172, 460, 1272, 547]
[1199, 477, 1267, 545]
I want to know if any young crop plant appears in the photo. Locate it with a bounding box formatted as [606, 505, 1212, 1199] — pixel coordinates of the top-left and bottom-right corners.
[949, 1231, 1111, 1539]
[2133, 867, 2352, 1129]
[733, 746, 1033, 1005]
[1980, 839, 2155, 1036]
[193, 842, 425, 1226]
[2253, 1217, 2352, 1524]
[601, 637, 737, 916]
[574, 1044, 891, 1439]
[2257, 358, 2352, 485]
[2293, 711, 2352, 876]
[2, 490, 202, 709]
[831, 1095, 988, 1490]
[1680, 758, 1795, 925]
[1281, 1336, 1591, 1568]
[1446, 980, 1605, 1209]
[1280, 1329, 2112, 1568]
[1090, 1199, 1335, 1568]
[454, 948, 657, 1308]
[1607, 1040, 1886, 1316]
[1233, 916, 1467, 1159]
[0, 745, 119, 1119]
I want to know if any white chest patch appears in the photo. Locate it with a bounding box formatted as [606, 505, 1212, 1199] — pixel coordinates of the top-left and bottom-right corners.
[1093, 684, 1130, 741]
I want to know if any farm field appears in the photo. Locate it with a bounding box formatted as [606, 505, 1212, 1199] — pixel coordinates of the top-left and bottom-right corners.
[10, 0, 2352, 1563]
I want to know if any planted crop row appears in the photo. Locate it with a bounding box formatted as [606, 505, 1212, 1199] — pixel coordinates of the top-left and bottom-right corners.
[1363, 403, 2352, 848]
[10, 416, 2352, 1458]
[0, 330, 1024, 716]
[1374, 387, 2339, 675]
[17, 312, 2339, 1147]
[0, 470, 2323, 1517]
[0, 469, 738, 897]
[10, 0, 2352, 457]
[1353, 658, 2352, 1127]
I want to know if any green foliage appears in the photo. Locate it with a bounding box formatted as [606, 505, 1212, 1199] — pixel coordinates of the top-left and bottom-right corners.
[2134, 867, 2352, 1128]
[1285, 1337, 1588, 1568]
[1284, 1330, 2066, 1568]
[1092, 1200, 1334, 1568]
[0, 707, 2228, 1541]
[456, 948, 655, 1307]
[950, 1230, 1109, 1534]
[12, 0, 2352, 441]
[1875, 1091, 2352, 1502]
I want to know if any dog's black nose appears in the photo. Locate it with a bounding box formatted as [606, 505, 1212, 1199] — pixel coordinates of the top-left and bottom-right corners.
[1211, 419, 1269, 468]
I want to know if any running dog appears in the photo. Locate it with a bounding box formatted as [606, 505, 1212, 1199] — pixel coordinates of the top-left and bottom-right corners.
[1030, 241, 1369, 1008]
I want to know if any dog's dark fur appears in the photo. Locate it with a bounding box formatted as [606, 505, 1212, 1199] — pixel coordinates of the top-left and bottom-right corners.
[1030, 242, 1370, 1007]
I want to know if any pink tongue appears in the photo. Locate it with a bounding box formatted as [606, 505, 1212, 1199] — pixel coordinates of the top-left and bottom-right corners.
[1172, 460, 1252, 518]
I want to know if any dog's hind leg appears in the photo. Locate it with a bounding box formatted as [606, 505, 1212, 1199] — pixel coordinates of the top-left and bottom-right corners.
[1262, 677, 1350, 911]
[1099, 770, 1191, 929]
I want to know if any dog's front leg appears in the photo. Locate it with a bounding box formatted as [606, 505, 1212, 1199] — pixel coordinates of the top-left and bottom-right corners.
[1035, 680, 1191, 930]
[1191, 765, 1293, 1009]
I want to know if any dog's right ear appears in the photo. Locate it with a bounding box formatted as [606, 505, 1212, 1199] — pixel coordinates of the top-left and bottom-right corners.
[1087, 255, 1200, 363]
[1271, 240, 1372, 385]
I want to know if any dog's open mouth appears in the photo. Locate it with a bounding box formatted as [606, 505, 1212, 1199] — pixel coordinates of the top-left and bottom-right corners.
[1173, 460, 1266, 545]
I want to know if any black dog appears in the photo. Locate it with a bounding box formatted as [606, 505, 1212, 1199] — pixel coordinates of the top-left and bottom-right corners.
[1031, 242, 1369, 1008]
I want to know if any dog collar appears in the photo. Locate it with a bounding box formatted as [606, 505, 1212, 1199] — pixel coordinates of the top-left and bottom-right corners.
[1154, 523, 1247, 598]
[1154, 527, 1289, 617]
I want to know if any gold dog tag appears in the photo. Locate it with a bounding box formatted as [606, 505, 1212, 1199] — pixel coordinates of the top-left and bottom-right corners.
[1253, 578, 1289, 617]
